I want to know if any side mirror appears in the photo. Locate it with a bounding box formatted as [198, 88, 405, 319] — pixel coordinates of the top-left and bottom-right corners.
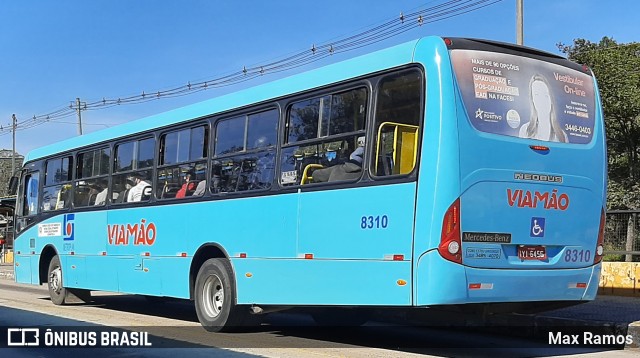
[8, 176, 18, 195]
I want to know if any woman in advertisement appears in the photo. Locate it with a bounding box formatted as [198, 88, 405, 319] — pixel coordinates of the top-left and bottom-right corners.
[519, 74, 567, 143]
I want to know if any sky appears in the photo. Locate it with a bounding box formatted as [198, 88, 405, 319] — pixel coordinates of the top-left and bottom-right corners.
[1, 0, 638, 156]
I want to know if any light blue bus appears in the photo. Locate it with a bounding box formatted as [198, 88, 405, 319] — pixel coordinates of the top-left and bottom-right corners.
[12, 36, 606, 331]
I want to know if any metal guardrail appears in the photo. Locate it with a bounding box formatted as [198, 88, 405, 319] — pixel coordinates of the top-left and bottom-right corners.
[604, 211, 640, 261]
[0, 223, 12, 263]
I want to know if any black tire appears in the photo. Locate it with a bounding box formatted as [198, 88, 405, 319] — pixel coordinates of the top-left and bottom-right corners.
[47, 255, 66, 305]
[311, 308, 370, 327]
[194, 258, 248, 332]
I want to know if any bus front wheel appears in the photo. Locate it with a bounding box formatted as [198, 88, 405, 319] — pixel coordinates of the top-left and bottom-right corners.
[194, 258, 247, 332]
[47, 255, 91, 305]
[47, 255, 67, 305]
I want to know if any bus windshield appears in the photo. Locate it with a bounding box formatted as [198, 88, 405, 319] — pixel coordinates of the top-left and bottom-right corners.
[450, 49, 596, 144]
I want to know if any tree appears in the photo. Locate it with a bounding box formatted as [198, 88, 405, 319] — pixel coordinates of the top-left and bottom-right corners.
[558, 37, 640, 209]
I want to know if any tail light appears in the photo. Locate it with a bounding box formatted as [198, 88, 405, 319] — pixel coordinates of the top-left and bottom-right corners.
[438, 198, 462, 264]
[594, 207, 606, 264]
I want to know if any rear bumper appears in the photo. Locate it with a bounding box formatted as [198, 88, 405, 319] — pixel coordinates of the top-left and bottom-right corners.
[415, 249, 601, 306]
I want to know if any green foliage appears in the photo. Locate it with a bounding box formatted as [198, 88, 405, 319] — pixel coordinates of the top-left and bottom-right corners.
[558, 37, 640, 209]
[607, 181, 640, 210]
[603, 253, 624, 262]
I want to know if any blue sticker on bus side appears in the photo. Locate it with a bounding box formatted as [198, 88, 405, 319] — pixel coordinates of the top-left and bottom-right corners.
[465, 247, 501, 259]
[63, 214, 75, 241]
[530, 217, 545, 237]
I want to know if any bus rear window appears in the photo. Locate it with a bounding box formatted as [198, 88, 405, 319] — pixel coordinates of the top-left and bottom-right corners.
[450, 49, 596, 144]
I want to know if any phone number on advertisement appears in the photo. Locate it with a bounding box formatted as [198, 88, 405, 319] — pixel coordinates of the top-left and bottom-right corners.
[564, 124, 592, 135]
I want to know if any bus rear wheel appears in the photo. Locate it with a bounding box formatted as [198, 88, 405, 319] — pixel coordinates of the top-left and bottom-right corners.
[194, 258, 248, 332]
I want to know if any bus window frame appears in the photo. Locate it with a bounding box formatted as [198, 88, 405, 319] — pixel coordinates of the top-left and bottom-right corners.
[21, 170, 40, 217]
[211, 106, 280, 196]
[14, 66, 425, 217]
[74, 146, 112, 208]
[367, 67, 425, 181]
[111, 135, 157, 205]
[279, 83, 371, 188]
[15, 168, 41, 233]
[156, 122, 210, 201]
[42, 155, 74, 213]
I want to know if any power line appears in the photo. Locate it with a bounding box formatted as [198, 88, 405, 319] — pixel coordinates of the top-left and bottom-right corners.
[1, 0, 504, 137]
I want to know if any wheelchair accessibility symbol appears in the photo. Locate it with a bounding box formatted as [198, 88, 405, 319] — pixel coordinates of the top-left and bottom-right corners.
[530, 217, 545, 237]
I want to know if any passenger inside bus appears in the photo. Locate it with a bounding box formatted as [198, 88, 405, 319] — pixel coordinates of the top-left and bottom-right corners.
[192, 179, 206, 196]
[93, 179, 110, 205]
[115, 181, 132, 203]
[126, 174, 151, 202]
[312, 146, 364, 183]
[176, 170, 197, 198]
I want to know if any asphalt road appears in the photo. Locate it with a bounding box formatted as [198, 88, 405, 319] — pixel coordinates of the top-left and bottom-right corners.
[0, 280, 636, 358]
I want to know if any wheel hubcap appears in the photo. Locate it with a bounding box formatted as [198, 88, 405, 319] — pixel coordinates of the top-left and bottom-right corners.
[49, 267, 62, 294]
[202, 274, 224, 318]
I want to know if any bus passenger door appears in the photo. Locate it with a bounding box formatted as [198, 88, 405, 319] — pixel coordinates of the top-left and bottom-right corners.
[14, 169, 40, 285]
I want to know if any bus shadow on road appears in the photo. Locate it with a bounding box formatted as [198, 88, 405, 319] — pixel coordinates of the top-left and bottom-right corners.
[82, 294, 201, 322]
[41, 294, 625, 356]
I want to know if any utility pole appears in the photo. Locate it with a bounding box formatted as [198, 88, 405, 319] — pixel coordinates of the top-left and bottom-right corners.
[516, 0, 524, 45]
[72, 97, 86, 135]
[11, 114, 16, 174]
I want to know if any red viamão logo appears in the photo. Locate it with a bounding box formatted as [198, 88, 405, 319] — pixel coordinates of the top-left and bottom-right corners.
[507, 189, 569, 210]
[108, 219, 157, 246]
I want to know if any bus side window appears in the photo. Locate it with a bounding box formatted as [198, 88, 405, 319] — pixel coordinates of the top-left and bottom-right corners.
[280, 87, 367, 186]
[157, 125, 208, 200]
[15, 170, 40, 233]
[280, 139, 363, 185]
[211, 109, 277, 194]
[112, 137, 155, 204]
[371, 70, 423, 177]
[74, 147, 110, 207]
[22, 172, 40, 217]
[157, 167, 180, 199]
[42, 156, 73, 212]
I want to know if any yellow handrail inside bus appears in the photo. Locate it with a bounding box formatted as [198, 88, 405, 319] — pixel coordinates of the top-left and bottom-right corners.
[375, 122, 419, 175]
[300, 164, 324, 185]
[55, 184, 72, 210]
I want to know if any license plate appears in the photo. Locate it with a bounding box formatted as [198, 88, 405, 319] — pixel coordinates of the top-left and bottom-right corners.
[517, 245, 547, 260]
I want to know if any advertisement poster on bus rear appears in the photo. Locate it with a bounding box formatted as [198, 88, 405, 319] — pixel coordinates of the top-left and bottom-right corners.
[450, 49, 596, 144]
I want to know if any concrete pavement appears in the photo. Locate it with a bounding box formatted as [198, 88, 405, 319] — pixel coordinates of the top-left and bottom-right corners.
[0, 262, 13, 280]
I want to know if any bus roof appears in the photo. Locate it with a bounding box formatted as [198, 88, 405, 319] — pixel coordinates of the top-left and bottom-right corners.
[24, 37, 429, 163]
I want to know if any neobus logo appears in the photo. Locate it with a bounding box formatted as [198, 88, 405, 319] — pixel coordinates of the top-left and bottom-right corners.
[514, 172, 563, 183]
[507, 189, 570, 211]
[108, 219, 157, 246]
